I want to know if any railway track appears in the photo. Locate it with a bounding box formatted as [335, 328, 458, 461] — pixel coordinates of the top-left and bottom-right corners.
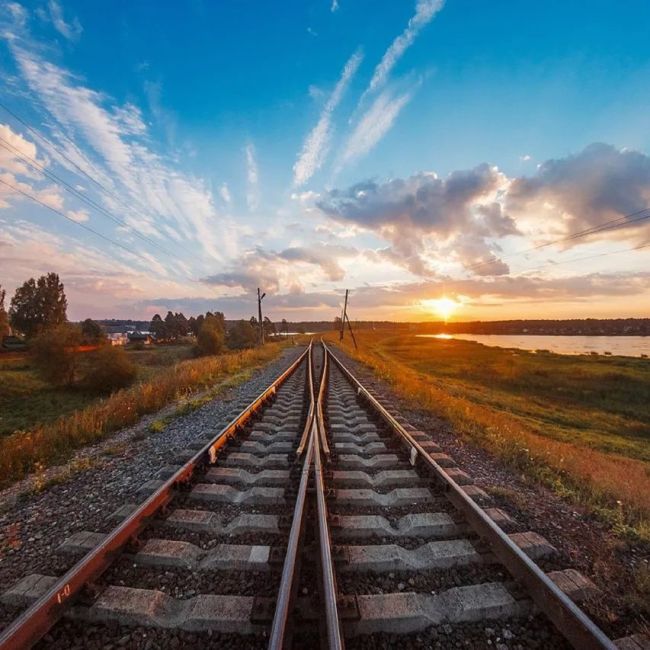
[0, 341, 647, 649]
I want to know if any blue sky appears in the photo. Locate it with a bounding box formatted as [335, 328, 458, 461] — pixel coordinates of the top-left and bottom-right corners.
[0, 0, 649, 321]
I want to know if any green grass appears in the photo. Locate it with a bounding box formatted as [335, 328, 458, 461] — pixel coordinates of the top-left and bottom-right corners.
[382, 336, 650, 461]
[0, 344, 194, 437]
[328, 330, 650, 542]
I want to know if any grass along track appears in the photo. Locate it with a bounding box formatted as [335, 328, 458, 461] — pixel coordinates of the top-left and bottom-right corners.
[324, 330, 650, 542]
[0, 342, 288, 488]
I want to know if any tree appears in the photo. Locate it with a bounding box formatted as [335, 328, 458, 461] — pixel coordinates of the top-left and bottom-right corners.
[9, 273, 67, 337]
[196, 314, 226, 356]
[31, 323, 81, 386]
[281, 318, 288, 336]
[263, 316, 276, 338]
[227, 319, 258, 350]
[81, 318, 105, 344]
[84, 345, 137, 394]
[0, 285, 9, 337]
[149, 314, 168, 340]
[174, 312, 189, 337]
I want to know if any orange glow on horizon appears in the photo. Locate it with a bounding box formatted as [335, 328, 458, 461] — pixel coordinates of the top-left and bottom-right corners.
[421, 296, 460, 322]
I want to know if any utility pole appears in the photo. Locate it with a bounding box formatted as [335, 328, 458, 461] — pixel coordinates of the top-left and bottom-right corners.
[257, 288, 266, 345]
[339, 289, 348, 342]
[339, 289, 358, 349]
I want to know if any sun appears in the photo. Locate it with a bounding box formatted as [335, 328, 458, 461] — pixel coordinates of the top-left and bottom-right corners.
[422, 297, 460, 322]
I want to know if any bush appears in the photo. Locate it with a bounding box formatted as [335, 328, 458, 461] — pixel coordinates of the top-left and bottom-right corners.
[195, 316, 225, 356]
[227, 320, 258, 350]
[31, 323, 81, 386]
[84, 345, 137, 394]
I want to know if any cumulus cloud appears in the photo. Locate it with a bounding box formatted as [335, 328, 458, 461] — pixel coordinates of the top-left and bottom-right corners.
[293, 49, 363, 186]
[507, 143, 650, 239]
[364, 0, 444, 98]
[317, 166, 515, 276]
[202, 243, 358, 293]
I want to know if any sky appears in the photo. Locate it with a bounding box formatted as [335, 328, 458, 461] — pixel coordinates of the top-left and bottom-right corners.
[0, 0, 649, 323]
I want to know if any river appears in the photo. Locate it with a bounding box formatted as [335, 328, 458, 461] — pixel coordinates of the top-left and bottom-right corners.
[416, 333, 650, 358]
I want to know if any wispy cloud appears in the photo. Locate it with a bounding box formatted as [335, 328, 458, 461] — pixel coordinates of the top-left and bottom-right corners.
[331, 0, 339, 12]
[245, 142, 259, 210]
[293, 49, 363, 187]
[339, 88, 413, 168]
[46, 0, 83, 42]
[364, 0, 444, 98]
[219, 182, 232, 204]
[3, 37, 235, 265]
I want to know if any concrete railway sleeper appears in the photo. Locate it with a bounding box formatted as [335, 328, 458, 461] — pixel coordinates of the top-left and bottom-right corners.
[0, 346, 314, 649]
[1, 340, 648, 649]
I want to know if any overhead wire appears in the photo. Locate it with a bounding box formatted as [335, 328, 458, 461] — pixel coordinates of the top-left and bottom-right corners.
[0, 176, 152, 263]
[464, 208, 650, 274]
[0, 101, 200, 260]
[0, 135, 184, 261]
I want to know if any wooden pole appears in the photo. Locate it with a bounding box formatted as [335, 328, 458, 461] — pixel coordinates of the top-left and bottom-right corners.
[257, 288, 264, 345]
[340, 289, 348, 341]
[345, 312, 358, 349]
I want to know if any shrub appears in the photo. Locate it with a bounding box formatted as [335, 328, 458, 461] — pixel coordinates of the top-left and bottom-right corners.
[84, 345, 137, 394]
[195, 315, 226, 356]
[31, 323, 81, 386]
[227, 319, 258, 350]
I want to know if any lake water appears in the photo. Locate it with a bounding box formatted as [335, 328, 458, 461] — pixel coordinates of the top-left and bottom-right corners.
[416, 333, 650, 358]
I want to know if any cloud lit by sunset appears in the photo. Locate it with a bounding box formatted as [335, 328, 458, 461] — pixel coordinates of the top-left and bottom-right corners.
[0, 1, 648, 322]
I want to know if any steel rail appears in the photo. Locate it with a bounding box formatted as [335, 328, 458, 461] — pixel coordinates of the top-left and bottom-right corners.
[315, 343, 331, 459]
[313, 345, 344, 649]
[268, 343, 316, 648]
[296, 340, 315, 457]
[0, 346, 310, 650]
[323, 341, 615, 650]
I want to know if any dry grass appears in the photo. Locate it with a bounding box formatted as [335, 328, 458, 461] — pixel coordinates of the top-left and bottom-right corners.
[0, 344, 286, 487]
[326, 330, 650, 541]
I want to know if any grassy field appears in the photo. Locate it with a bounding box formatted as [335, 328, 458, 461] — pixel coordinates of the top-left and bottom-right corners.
[0, 342, 287, 487]
[0, 344, 194, 437]
[325, 329, 650, 541]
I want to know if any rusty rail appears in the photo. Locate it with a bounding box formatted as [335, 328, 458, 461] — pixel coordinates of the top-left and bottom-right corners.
[268, 342, 316, 648]
[0, 346, 310, 650]
[313, 348, 344, 649]
[323, 341, 615, 650]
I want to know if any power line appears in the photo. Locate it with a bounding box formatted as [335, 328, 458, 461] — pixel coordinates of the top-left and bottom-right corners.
[0, 136, 183, 261]
[0, 101, 199, 260]
[0, 176, 153, 264]
[465, 207, 650, 274]
[516, 239, 650, 277]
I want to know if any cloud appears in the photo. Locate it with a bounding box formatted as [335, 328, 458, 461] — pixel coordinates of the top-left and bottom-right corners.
[245, 142, 259, 211]
[46, 0, 82, 41]
[507, 143, 650, 239]
[0, 122, 43, 176]
[66, 208, 89, 222]
[3, 39, 235, 265]
[219, 182, 232, 204]
[338, 88, 413, 168]
[364, 0, 444, 98]
[318, 166, 515, 277]
[202, 243, 359, 293]
[293, 49, 363, 186]
[331, 0, 339, 12]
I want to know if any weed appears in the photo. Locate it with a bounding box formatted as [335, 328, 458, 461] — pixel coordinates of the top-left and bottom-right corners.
[327, 330, 650, 542]
[0, 343, 286, 486]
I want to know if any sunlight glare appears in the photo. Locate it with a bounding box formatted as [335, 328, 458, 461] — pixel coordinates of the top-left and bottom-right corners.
[422, 297, 460, 322]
